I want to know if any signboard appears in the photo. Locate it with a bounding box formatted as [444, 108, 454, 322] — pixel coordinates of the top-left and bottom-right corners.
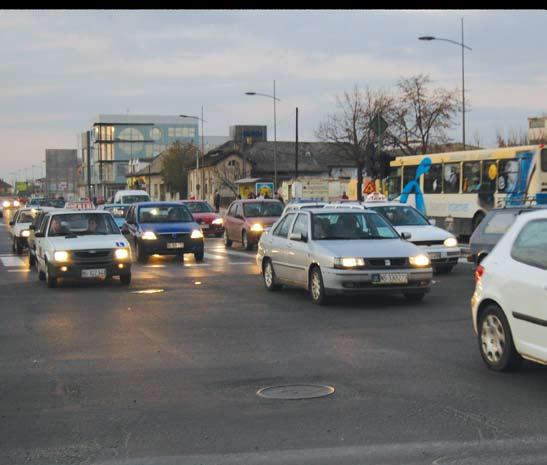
[256, 182, 274, 198]
[363, 180, 377, 195]
[15, 181, 28, 192]
[64, 201, 95, 210]
[371, 113, 388, 136]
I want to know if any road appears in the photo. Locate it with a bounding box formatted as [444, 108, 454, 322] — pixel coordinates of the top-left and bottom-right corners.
[1, 210, 547, 465]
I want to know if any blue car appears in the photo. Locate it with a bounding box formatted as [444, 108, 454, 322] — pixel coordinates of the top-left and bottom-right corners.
[122, 202, 204, 263]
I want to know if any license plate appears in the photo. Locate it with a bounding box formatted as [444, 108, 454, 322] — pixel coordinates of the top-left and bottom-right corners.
[429, 252, 441, 260]
[82, 268, 106, 279]
[166, 242, 184, 249]
[371, 273, 408, 284]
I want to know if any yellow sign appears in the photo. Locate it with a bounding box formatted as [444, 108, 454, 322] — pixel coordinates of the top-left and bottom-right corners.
[363, 180, 376, 195]
[488, 164, 497, 181]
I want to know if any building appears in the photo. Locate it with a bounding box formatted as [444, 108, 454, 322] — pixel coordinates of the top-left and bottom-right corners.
[45, 149, 78, 200]
[0, 179, 12, 195]
[528, 116, 547, 144]
[80, 114, 201, 200]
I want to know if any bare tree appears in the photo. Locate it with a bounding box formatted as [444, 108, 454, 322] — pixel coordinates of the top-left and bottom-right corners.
[213, 157, 247, 197]
[496, 128, 529, 147]
[316, 85, 393, 200]
[387, 74, 461, 155]
[472, 129, 483, 149]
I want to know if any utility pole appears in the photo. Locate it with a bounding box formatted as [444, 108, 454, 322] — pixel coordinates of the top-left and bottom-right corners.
[86, 130, 91, 200]
[295, 107, 299, 179]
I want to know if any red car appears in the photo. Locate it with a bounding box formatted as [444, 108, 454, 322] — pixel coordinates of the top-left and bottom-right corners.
[223, 199, 284, 250]
[180, 200, 224, 237]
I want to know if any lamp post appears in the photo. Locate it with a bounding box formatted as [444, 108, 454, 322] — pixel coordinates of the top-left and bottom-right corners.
[180, 110, 206, 200]
[245, 80, 281, 192]
[419, 17, 471, 150]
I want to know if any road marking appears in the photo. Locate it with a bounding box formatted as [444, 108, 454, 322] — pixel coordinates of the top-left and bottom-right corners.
[184, 263, 211, 267]
[204, 252, 225, 260]
[7, 269, 31, 272]
[209, 248, 255, 258]
[0, 257, 26, 267]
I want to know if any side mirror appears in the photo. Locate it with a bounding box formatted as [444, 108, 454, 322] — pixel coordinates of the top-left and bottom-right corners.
[429, 218, 436, 226]
[35, 232, 44, 238]
[401, 231, 412, 240]
[289, 232, 307, 242]
[9, 220, 15, 226]
[476, 252, 488, 265]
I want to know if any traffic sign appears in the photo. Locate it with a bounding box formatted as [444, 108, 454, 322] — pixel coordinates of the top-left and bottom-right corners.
[371, 113, 388, 136]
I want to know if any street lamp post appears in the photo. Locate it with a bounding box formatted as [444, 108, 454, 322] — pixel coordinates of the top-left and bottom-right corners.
[419, 17, 471, 150]
[245, 80, 281, 192]
[180, 111, 206, 200]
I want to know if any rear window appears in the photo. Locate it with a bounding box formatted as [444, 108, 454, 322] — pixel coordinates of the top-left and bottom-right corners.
[483, 212, 518, 235]
[123, 195, 150, 203]
[511, 219, 547, 269]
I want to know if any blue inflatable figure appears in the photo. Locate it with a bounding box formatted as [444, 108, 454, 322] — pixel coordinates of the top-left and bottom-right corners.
[399, 157, 431, 215]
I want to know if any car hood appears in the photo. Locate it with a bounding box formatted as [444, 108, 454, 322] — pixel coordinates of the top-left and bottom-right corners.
[246, 216, 280, 226]
[48, 234, 129, 250]
[192, 213, 219, 223]
[392, 225, 453, 242]
[313, 239, 421, 258]
[139, 222, 200, 233]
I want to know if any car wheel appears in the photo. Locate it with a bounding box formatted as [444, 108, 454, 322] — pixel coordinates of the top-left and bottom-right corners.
[194, 250, 204, 262]
[29, 252, 36, 268]
[45, 263, 57, 288]
[120, 273, 131, 286]
[224, 231, 232, 247]
[309, 266, 327, 305]
[404, 292, 425, 302]
[478, 303, 522, 371]
[12, 238, 16, 253]
[136, 240, 148, 264]
[263, 259, 281, 291]
[38, 266, 45, 281]
[242, 230, 253, 251]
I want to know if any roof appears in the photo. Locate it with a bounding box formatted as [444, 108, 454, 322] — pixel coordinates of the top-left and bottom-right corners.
[235, 199, 284, 204]
[48, 209, 112, 216]
[129, 153, 165, 177]
[234, 177, 262, 184]
[93, 114, 199, 125]
[0, 179, 12, 189]
[132, 201, 185, 207]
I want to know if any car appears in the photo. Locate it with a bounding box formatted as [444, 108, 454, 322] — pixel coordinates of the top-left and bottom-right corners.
[122, 202, 204, 263]
[257, 207, 433, 305]
[33, 210, 132, 288]
[9, 207, 37, 254]
[179, 200, 224, 237]
[468, 206, 547, 265]
[362, 200, 460, 273]
[97, 203, 131, 229]
[27, 207, 56, 267]
[2, 198, 21, 210]
[223, 199, 284, 250]
[113, 189, 150, 204]
[471, 209, 547, 371]
[282, 201, 327, 215]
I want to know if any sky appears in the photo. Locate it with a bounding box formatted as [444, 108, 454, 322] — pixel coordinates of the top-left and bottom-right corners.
[1, 9, 546, 183]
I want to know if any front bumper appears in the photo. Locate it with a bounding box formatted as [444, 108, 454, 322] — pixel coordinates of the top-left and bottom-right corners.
[201, 223, 224, 236]
[49, 261, 132, 279]
[418, 246, 460, 267]
[139, 237, 204, 256]
[322, 267, 432, 295]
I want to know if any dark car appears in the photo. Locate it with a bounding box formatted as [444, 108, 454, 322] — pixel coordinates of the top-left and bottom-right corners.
[122, 202, 204, 263]
[468, 205, 547, 264]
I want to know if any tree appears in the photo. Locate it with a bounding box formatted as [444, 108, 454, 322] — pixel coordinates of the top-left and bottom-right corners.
[161, 141, 198, 199]
[213, 156, 247, 197]
[387, 74, 461, 155]
[496, 128, 529, 147]
[316, 85, 393, 201]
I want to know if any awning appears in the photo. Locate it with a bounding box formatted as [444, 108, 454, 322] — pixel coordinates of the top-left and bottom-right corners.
[234, 177, 263, 184]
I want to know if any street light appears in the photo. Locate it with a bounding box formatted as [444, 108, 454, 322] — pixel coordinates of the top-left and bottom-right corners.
[245, 80, 281, 191]
[419, 18, 472, 150]
[180, 110, 207, 200]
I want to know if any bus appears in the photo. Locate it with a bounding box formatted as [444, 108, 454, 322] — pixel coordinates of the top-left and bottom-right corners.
[386, 144, 547, 237]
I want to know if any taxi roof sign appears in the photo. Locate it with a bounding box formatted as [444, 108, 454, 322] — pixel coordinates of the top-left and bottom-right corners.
[64, 201, 95, 210]
[365, 192, 386, 202]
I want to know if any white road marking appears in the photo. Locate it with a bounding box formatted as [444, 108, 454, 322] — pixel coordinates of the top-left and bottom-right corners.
[209, 248, 255, 258]
[7, 269, 31, 272]
[203, 253, 226, 260]
[0, 257, 26, 267]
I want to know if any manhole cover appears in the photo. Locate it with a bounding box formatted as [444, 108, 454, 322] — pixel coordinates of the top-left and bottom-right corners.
[257, 384, 335, 400]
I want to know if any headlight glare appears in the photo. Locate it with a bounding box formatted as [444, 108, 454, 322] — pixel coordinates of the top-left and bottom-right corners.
[191, 229, 204, 239]
[13, 200, 20, 207]
[334, 257, 365, 268]
[212, 218, 223, 225]
[141, 231, 157, 240]
[2, 201, 9, 207]
[115, 248, 130, 260]
[409, 254, 430, 267]
[444, 237, 458, 247]
[21, 229, 30, 237]
[250, 223, 264, 232]
[54, 251, 69, 262]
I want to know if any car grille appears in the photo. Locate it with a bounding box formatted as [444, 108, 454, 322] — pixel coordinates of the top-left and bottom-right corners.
[72, 249, 113, 264]
[156, 232, 191, 242]
[412, 240, 444, 246]
[367, 257, 408, 269]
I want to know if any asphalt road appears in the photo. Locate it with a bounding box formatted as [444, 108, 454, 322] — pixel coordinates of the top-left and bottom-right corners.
[1, 209, 547, 465]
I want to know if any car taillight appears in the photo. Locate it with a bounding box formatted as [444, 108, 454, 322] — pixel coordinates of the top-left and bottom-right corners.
[474, 264, 485, 283]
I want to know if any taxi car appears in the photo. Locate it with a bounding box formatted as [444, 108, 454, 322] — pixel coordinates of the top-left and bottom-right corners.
[257, 207, 432, 305]
[179, 200, 224, 237]
[471, 209, 547, 371]
[34, 210, 132, 288]
[9, 207, 37, 254]
[27, 207, 56, 268]
[122, 202, 204, 263]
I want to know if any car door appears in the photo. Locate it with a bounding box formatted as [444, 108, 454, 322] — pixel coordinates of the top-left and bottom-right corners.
[287, 213, 311, 287]
[268, 213, 296, 282]
[231, 203, 245, 242]
[35, 215, 51, 270]
[225, 203, 237, 240]
[504, 218, 547, 361]
[125, 205, 139, 240]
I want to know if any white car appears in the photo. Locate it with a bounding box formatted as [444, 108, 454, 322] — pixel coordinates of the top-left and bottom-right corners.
[34, 210, 132, 288]
[9, 207, 37, 254]
[282, 201, 327, 215]
[471, 209, 547, 371]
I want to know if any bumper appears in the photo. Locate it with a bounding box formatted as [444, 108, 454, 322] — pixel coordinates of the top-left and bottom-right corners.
[49, 261, 132, 279]
[419, 246, 460, 266]
[201, 224, 224, 236]
[16, 236, 28, 248]
[322, 267, 432, 295]
[139, 238, 204, 256]
[471, 291, 481, 335]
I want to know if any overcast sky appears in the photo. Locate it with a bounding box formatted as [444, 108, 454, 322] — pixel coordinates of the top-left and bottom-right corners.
[1, 9, 545, 182]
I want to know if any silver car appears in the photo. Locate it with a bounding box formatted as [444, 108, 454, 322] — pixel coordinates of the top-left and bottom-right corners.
[257, 208, 433, 305]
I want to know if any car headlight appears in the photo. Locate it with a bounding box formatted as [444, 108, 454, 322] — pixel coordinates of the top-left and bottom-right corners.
[250, 223, 264, 232]
[409, 254, 430, 267]
[13, 200, 20, 207]
[334, 257, 366, 269]
[114, 248, 130, 260]
[212, 218, 223, 225]
[191, 229, 204, 239]
[54, 251, 70, 262]
[21, 229, 30, 237]
[2, 201, 9, 207]
[443, 237, 458, 248]
[141, 231, 157, 240]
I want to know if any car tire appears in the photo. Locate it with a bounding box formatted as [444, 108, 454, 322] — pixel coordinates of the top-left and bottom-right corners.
[29, 252, 36, 268]
[224, 231, 232, 247]
[136, 240, 148, 264]
[242, 230, 253, 251]
[45, 263, 57, 288]
[120, 273, 131, 286]
[478, 303, 522, 372]
[403, 292, 425, 302]
[194, 250, 204, 262]
[309, 266, 327, 305]
[38, 268, 45, 281]
[263, 259, 281, 291]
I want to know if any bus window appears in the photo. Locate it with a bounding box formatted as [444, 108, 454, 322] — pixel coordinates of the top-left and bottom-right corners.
[481, 160, 497, 193]
[443, 163, 460, 193]
[462, 161, 481, 193]
[387, 167, 402, 196]
[498, 159, 519, 193]
[541, 148, 547, 172]
[403, 165, 417, 187]
[423, 164, 443, 193]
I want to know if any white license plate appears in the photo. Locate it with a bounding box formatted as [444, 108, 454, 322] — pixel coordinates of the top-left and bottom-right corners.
[82, 268, 106, 278]
[166, 242, 184, 249]
[372, 273, 408, 284]
[429, 252, 441, 260]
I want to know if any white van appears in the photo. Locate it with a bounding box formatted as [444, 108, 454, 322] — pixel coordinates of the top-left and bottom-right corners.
[113, 190, 150, 204]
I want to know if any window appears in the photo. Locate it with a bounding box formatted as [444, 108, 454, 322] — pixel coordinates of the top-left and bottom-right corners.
[168, 127, 197, 138]
[227, 203, 237, 217]
[387, 166, 402, 197]
[403, 165, 417, 187]
[423, 164, 443, 193]
[118, 127, 144, 153]
[529, 119, 545, 129]
[498, 159, 519, 193]
[462, 161, 481, 193]
[311, 212, 399, 240]
[481, 160, 497, 193]
[48, 213, 119, 237]
[273, 214, 295, 238]
[243, 202, 284, 217]
[150, 128, 162, 141]
[234, 204, 242, 217]
[369, 205, 429, 226]
[138, 205, 193, 223]
[542, 148, 547, 172]
[511, 219, 547, 269]
[291, 213, 309, 238]
[443, 163, 460, 193]
[483, 212, 518, 234]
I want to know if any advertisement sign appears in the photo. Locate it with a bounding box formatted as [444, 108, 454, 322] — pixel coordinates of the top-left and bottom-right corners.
[15, 181, 28, 192]
[255, 182, 274, 198]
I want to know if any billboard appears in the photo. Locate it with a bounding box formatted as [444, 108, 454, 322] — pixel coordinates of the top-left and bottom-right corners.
[15, 181, 28, 193]
[256, 182, 274, 198]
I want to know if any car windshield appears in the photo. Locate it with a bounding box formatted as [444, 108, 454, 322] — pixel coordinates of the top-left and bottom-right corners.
[17, 211, 35, 223]
[312, 212, 400, 240]
[103, 205, 129, 218]
[243, 202, 283, 217]
[123, 195, 150, 203]
[185, 202, 213, 213]
[48, 213, 119, 237]
[138, 205, 193, 223]
[370, 205, 429, 226]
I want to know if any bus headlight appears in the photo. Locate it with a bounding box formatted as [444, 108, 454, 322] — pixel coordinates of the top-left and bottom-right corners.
[444, 237, 458, 248]
[141, 231, 157, 240]
[191, 229, 204, 239]
[409, 254, 430, 267]
[114, 248, 130, 260]
[54, 251, 70, 262]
